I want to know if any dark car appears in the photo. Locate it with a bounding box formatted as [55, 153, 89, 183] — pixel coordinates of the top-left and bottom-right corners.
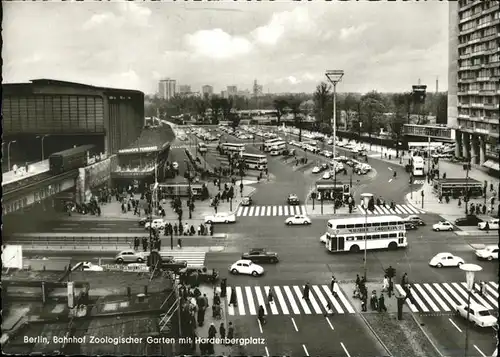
[404, 215, 426, 226]
[288, 194, 300, 205]
[241, 248, 279, 264]
[178, 266, 219, 284]
[241, 196, 253, 206]
[455, 215, 483, 226]
[404, 222, 418, 230]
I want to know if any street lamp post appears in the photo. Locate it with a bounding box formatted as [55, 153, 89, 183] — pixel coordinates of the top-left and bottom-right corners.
[185, 160, 193, 219]
[326, 70, 344, 215]
[36, 135, 49, 161]
[459, 263, 483, 357]
[7, 140, 17, 171]
[361, 193, 373, 281]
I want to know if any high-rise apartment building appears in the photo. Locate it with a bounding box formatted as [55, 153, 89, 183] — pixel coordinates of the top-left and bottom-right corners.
[158, 78, 176, 100]
[202, 85, 214, 97]
[448, 0, 499, 169]
[227, 86, 238, 97]
[178, 85, 191, 95]
[220, 90, 228, 99]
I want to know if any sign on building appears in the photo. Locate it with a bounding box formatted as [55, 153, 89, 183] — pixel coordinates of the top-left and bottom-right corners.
[1, 245, 23, 269]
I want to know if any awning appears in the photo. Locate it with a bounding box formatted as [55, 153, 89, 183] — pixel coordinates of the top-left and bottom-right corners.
[483, 160, 499, 171]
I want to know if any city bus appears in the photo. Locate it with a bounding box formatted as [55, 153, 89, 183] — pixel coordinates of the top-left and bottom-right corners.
[221, 143, 245, 155]
[198, 142, 207, 154]
[269, 141, 287, 156]
[323, 215, 407, 253]
[241, 153, 268, 170]
[263, 138, 282, 152]
[411, 156, 425, 177]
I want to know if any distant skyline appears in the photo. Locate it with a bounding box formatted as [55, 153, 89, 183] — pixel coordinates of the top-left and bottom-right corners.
[4, 1, 449, 95]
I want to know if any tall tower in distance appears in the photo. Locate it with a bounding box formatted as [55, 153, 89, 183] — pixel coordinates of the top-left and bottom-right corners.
[436, 77, 439, 93]
[158, 78, 176, 100]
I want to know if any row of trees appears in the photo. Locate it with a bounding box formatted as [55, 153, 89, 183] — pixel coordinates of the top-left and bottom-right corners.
[145, 85, 447, 139]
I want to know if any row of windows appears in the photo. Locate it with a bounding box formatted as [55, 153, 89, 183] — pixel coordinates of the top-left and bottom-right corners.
[460, 11, 499, 31]
[460, 55, 499, 67]
[331, 221, 402, 229]
[403, 126, 452, 139]
[457, 119, 498, 134]
[459, 68, 500, 80]
[459, 40, 499, 56]
[329, 232, 404, 241]
[3, 96, 105, 133]
[459, 82, 499, 92]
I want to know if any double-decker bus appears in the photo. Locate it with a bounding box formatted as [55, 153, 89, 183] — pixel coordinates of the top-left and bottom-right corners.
[241, 153, 268, 170]
[221, 143, 245, 155]
[269, 141, 287, 156]
[263, 138, 282, 152]
[323, 215, 407, 253]
[411, 156, 425, 177]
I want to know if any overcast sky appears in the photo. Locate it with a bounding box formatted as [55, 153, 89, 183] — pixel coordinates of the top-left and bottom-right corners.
[3, 1, 449, 95]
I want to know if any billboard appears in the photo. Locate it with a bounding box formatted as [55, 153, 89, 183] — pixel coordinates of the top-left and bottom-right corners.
[1, 245, 23, 269]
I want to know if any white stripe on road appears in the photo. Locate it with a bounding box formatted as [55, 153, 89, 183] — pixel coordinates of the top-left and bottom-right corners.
[227, 287, 235, 316]
[284, 206, 289, 216]
[341, 342, 351, 357]
[414, 284, 439, 312]
[388, 208, 397, 214]
[374, 206, 384, 214]
[245, 286, 257, 315]
[424, 283, 451, 311]
[381, 206, 391, 214]
[293, 286, 311, 314]
[474, 345, 487, 357]
[272, 206, 277, 216]
[274, 286, 289, 315]
[396, 204, 409, 214]
[236, 207, 243, 216]
[278, 206, 283, 216]
[443, 283, 467, 306]
[264, 286, 279, 315]
[306, 286, 323, 314]
[486, 282, 498, 298]
[333, 284, 355, 313]
[248, 207, 255, 216]
[242, 207, 249, 216]
[432, 283, 457, 310]
[254, 286, 267, 315]
[321, 285, 344, 314]
[283, 286, 300, 314]
[267, 206, 272, 216]
[461, 283, 493, 310]
[448, 318, 463, 333]
[254, 206, 260, 216]
[301, 205, 306, 215]
[236, 287, 246, 315]
[394, 207, 403, 214]
[302, 344, 309, 356]
[407, 205, 420, 214]
[358, 206, 366, 214]
[395, 284, 418, 312]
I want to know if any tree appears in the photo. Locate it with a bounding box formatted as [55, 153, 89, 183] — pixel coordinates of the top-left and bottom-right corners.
[359, 91, 386, 146]
[343, 94, 360, 131]
[209, 96, 223, 124]
[389, 93, 408, 157]
[273, 97, 288, 126]
[313, 82, 332, 125]
[287, 96, 303, 141]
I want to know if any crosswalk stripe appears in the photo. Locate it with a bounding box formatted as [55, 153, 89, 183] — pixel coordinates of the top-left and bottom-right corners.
[236, 287, 246, 315]
[452, 282, 472, 303]
[249, 207, 255, 216]
[367, 209, 373, 215]
[293, 286, 312, 314]
[242, 207, 249, 216]
[443, 283, 467, 306]
[424, 283, 450, 311]
[396, 204, 408, 214]
[301, 205, 307, 215]
[319, 285, 343, 314]
[288, 206, 294, 215]
[284, 286, 301, 314]
[407, 205, 420, 214]
[374, 206, 384, 214]
[414, 284, 440, 312]
[381, 206, 391, 214]
[254, 287, 267, 315]
[461, 283, 493, 310]
[333, 284, 355, 313]
[265, 286, 279, 315]
[358, 206, 366, 214]
[227, 287, 235, 315]
[254, 206, 260, 216]
[486, 283, 499, 298]
[388, 208, 397, 214]
[267, 206, 272, 216]
[245, 286, 257, 315]
[305, 286, 323, 314]
[284, 206, 289, 215]
[274, 286, 289, 315]
[491, 282, 498, 289]
[236, 207, 243, 216]
[278, 206, 283, 216]
[431, 283, 455, 311]
[395, 284, 418, 312]
[394, 207, 403, 214]
[408, 286, 429, 312]
[482, 288, 498, 308]
[273, 206, 277, 216]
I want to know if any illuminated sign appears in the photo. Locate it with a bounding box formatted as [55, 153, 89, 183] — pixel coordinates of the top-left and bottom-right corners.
[118, 146, 158, 154]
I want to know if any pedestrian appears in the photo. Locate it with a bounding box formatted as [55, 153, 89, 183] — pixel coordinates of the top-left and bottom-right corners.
[229, 288, 237, 307]
[178, 238, 182, 249]
[302, 283, 310, 301]
[401, 272, 408, 287]
[324, 301, 334, 316]
[258, 305, 266, 325]
[330, 276, 337, 296]
[361, 294, 367, 312]
[226, 322, 234, 346]
[268, 289, 274, 304]
[370, 291, 378, 311]
[485, 221, 490, 233]
[134, 237, 139, 251]
[173, 224, 178, 236]
[355, 274, 360, 289]
[458, 198, 462, 207]
[378, 294, 387, 312]
[220, 278, 227, 298]
[210, 224, 214, 236]
[197, 306, 204, 327]
[382, 275, 389, 292]
[208, 322, 217, 338]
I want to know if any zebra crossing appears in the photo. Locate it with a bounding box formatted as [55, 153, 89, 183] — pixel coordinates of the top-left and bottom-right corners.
[226, 285, 355, 316]
[236, 205, 307, 217]
[162, 250, 206, 267]
[395, 281, 498, 313]
[357, 204, 425, 215]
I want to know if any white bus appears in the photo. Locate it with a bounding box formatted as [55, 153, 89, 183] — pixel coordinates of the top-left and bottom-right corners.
[241, 153, 268, 170]
[412, 156, 425, 177]
[323, 215, 407, 253]
[263, 138, 282, 152]
[221, 143, 245, 155]
[198, 142, 207, 154]
[269, 141, 287, 156]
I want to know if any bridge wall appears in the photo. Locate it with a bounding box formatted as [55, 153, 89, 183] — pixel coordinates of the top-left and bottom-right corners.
[76, 155, 118, 204]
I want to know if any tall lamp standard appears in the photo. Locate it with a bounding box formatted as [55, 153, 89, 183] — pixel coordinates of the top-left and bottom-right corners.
[36, 135, 49, 161]
[459, 263, 482, 357]
[325, 70, 344, 215]
[361, 193, 373, 281]
[7, 140, 17, 171]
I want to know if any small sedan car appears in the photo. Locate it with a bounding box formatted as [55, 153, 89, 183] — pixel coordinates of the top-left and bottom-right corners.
[285, 215, 312, 226]
[456, 302, 498, 327]
[241, 248, 279, 264]
[229, 259, 264, 277]
[475, 245, 499, 261]
[241, 196, 253, 206]
[287, 194, 300, 205]
[429, 253, 465, 268]
[312, 166, 321, 174]
[404, 222, 418, 230]
[455, 215, 483, 226]
[145, 218, 165, 230]
[322, 171, 332, 180]
[80, 262, 104, 272]
[205, 212, 236, 224]
[178, 266, 219, 283]
[115, 250, 146, 264]
[405, 215, 426, 226]
[433, 221, 454, 231]
[478, 219, 499, 230]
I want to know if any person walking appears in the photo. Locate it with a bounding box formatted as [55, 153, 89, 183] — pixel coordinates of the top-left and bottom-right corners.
[219, 323, 226, 339]
[302, 283, 310, 301]
[226, 322, 234, 346]
[382, 275, 389, 292]
[208, 323, 217, 338]
[267, 289, 274, 304]
[229, 287, 237, 307]
[177, 238, 182, 249]
[370, 291, 378, 311]
[378, 293, 387, 312]
[134, 237, 139, 251]
[258, 305, 266, 325]
[330, 276, 337, 296]
[220, 278, 227, 298]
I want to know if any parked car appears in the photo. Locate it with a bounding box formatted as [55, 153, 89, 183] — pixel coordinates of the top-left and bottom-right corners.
[455, 302, 498, 327]
[115, 250, 146, 264]
[475, 245, 499, 261]
[429, 253, 465, 268]
[433, 221, 453, 231]
[205, 212, 236, 224]
[455, 215, 483, 226]
[478, 219, 499, 230]
[178, 266, 219, 283]
[285, 215, 312, 225]
[229, 259, 264, 277]
[241, 248, 279, 264]
[241, 196, 253, 206]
